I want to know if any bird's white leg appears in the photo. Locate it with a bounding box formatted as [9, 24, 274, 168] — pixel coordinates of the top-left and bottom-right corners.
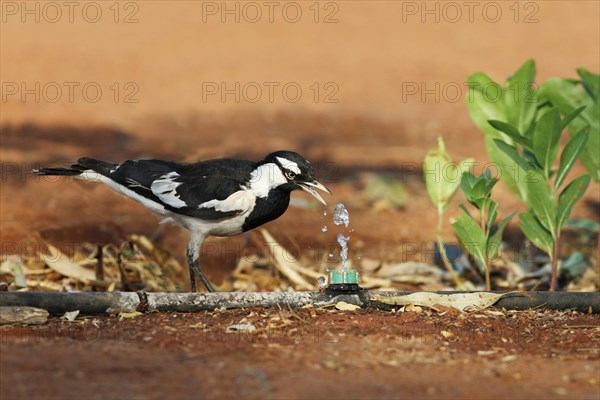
[186, 232, 215, 292]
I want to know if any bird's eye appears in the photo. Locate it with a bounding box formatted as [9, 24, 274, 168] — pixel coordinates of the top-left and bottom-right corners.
[285, 170, 296, 180]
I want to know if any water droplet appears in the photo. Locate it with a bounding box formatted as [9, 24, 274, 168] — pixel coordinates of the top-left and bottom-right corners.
[333, 203, 350, 228]
[337, 233, 350, 270]
[321, 226, 328, 233]
[317, 276, 327, 288]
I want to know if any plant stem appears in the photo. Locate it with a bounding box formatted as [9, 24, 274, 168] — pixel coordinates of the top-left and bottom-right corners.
[483, 260, 491, 291]
[437, 205, 462, 288]
[550, 236, 559, 291]
[481, 205, 490, 291]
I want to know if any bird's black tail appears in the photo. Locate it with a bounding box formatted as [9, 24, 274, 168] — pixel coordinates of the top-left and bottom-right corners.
[31, 158, 117, 177]
[31, 166, 85, 176]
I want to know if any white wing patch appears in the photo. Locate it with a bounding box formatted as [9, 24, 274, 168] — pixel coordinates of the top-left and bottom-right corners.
[276, 157, 301, 175]
[198, 189, 256, 214]
[151, 172, 187, 208]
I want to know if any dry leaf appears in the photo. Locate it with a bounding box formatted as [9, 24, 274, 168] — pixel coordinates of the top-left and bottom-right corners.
[433, 304, 461, 315]
[0, 256, 27, 287]
[400, 304, 422, 313]
[226, 323, 257, 333]
[371, 292, 507, 312]
[61, 310, 80, 321]
[41, 245, 96, 282]
[0, 306, 48, 325]
[118, 311, 143, 320]
[334, 301, 361, 311]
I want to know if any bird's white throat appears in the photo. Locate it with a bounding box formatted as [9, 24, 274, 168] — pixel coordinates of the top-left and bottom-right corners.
[248, 163, 287, 198]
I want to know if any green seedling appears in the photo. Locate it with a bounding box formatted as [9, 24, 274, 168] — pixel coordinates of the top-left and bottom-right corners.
[539, 69, 599, 182]
[424, 137, 474, 288]
[467, 60, 593, 291]
[489, 107, 591, 291]
[452, 171, 515, 290]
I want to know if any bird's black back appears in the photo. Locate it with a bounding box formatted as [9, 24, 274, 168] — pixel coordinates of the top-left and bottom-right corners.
[77, 157, 258, 219]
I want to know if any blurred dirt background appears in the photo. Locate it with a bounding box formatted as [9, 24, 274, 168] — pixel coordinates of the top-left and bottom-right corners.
[1, 1, 599, 399]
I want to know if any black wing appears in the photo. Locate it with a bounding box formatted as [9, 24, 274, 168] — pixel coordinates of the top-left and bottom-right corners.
[77, 157, 257, 220]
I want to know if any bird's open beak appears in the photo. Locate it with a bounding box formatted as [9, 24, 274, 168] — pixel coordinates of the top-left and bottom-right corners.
[298, 180, 332, 206]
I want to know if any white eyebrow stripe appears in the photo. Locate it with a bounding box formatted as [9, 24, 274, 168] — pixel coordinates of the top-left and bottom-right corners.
[276, 157, 301, 175]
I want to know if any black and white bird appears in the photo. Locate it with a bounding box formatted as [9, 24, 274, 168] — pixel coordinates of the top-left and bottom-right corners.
[33, 151, 331, 292]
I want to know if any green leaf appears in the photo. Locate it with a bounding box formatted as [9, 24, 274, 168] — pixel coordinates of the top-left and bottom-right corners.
[471, 180, 490, 208]
[555, 128, 589, 190]
[488, 120, 531, 148]
[523, 149, 543, 170]
[466, 71, 527, 198]
[493, 140, 532, 202]
[559, 105, 586, 132]
[524, 118, 537, 142]
[556, 175, 591, 232]
[486, 200, 499, 231]
[519, 212, 553, 254]
[452, 213, 487, 263]
[505, 59, 537, 133]
[539, 78, 599, 182]
[424, 137, 474, 209]
[461, 171, 499, 210]
[533, 107, 562, 177]
[457, 159, 476, 192]
[525, 169, 556, 234]
[487, 212, 515, 259]
[494, 140, 531, 171]
[482, 175, 498, 196]
[577, 68, 600, 100]
[458, 203, 477, 221]
[460, 171, 477, 201]
[466, 73, 506, 138]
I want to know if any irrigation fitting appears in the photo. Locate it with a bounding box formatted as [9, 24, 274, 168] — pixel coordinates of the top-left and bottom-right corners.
[325, 269, 364, 293]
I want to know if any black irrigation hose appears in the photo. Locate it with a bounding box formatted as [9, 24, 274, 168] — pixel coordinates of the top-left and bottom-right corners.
[368, 291, 600, 313]
[1, 290, 599, 315]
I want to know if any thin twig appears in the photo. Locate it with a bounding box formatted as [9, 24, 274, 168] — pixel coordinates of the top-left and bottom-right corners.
[94, 245, 104, 292]
[436, 205, 462, 288]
